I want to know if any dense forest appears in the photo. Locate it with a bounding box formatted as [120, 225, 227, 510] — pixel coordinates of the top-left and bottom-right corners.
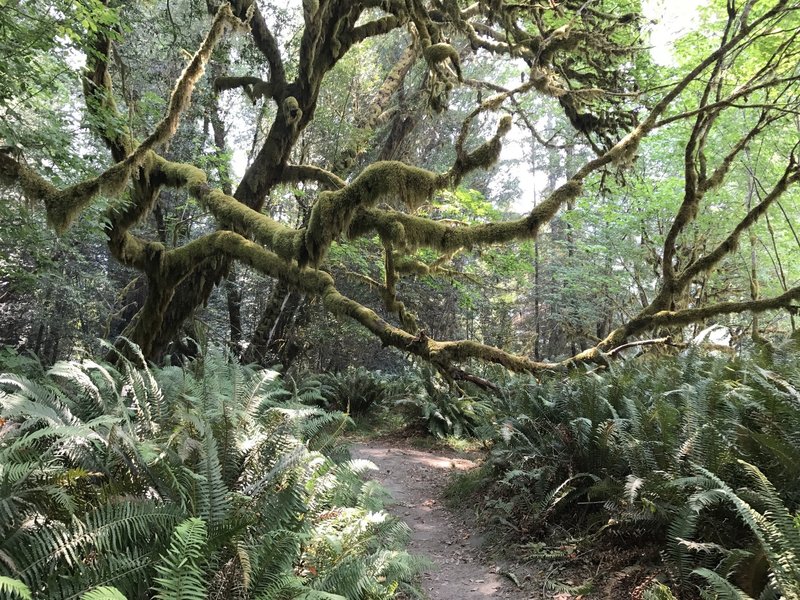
[1, 0, 800, 598]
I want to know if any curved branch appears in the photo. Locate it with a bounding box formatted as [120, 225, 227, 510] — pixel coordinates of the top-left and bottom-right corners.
[623, 287, 800, 336]
[280, 165, 346, 191]
[678, 154, 800, 288]
[304, 115, 514, 266]
[2, 4, 245, 234]
[349, 178, 582, 254]
[214, 76, 278, 103]
[607, 337, 677, 358]
[231, 0, 286, 92]
[344, 15, 402, 48]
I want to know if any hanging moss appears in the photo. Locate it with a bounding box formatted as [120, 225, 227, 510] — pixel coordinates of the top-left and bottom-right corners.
[1, 154, 105, 234]
[526, 180, 583, 231]
[450, 115, 512, 185]
[0, 5, 248, 237]
[113, 230, 153, 271]
[423, 43, 462, 81]
[393, 255, 430, 276]
[142, 5, 246, 151]
[530, 66, 567, 98]
[47, 179, 104, 233]
[304, 161, 441, 266]
[282, 96, 302, 126]
[381, 246, 420, 333]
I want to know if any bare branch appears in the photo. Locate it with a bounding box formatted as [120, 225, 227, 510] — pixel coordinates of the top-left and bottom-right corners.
[231, 0, 286, 92]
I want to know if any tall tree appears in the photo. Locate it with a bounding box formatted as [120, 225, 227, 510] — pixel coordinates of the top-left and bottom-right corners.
[1, 0, 799, 381]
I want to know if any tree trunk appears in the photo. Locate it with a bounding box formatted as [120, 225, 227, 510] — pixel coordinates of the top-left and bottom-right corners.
[242, 281, 304, 366]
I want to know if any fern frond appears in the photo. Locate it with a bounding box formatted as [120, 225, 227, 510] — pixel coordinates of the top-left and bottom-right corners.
[153, 517, 208, 600]
[692, 567, 751, 599]
[0, 576, 31, 599]
[0, 375, 80, 428]
[14, 500, 182, 591]
[196, 433, 231, 525]
[81, 586, 127, 600]
[295, 591, 348, 600]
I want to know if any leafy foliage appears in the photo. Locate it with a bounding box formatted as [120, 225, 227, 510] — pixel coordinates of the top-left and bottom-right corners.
[153, 518, 208, 600]
[460, 350, 800, 597]
[0, 577, 32, 599]
[0, 347, 421, 599]
[318, 367, 396, 416]
[394, 368, 493, 438]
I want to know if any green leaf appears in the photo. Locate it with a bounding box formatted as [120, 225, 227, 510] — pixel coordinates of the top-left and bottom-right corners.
[0, 577, 32, 599]
[153, 518, 208, 600]
[82, 586, 128, 600]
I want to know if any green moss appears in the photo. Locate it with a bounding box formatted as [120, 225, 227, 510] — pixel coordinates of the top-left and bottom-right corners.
[449, 116, 513, 186]
[200, 189, 300, 262]
[116, 231, 150, 269]
[155, 155, 208, 188]
[383, 221, 407, 246]
[305, 161, 440, 266]
[527, 180, 583, 231]
[394, 256, 430, 276]
[48, 179, 103, 233]
[11, 159, 105, 234]
[283, 96, 302, 126]
[424, 43, 462, 80]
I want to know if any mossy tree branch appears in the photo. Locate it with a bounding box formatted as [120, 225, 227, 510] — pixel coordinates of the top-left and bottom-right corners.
[617, 286, 800, 342]
[4, 0, 800, 376]
[279, 164, 346, 191]
[677, 151, 800, 290]
[230, 0, 286, 91]
[214, 76, 279, 103]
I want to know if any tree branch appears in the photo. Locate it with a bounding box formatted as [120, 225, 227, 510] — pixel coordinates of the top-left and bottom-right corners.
[231, 0, 286, 92]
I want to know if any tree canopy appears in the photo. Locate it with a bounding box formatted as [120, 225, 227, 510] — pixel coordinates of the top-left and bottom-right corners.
[1, 0, 800, 380]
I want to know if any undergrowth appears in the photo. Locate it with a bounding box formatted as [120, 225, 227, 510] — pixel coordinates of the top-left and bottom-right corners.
[0, 343, 423, 599]
[457, 349, 800, 598]
[275, 348, 800, 598]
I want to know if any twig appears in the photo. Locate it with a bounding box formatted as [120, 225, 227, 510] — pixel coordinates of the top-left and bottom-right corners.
[607, 336, 678, 358]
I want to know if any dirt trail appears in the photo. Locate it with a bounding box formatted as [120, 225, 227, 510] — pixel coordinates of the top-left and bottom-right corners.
[351, 440, 529, 600]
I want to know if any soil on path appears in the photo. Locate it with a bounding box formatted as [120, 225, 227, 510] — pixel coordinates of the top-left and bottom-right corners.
[351, 439, 530, 600]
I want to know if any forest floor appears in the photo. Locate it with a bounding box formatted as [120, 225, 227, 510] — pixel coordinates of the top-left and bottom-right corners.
[351, 438, 539, 600]
[351, 436, 664, 599]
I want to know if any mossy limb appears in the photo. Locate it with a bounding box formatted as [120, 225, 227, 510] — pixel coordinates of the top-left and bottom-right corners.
[305, 161, 440, 266]
[449, 115, 513, 186]
[155, 155, 208, 188]
[199, 189, 301, 262]
[423, 43, 463, 81]
[1, 153, 105, 234]
[283, 96, 302, 126]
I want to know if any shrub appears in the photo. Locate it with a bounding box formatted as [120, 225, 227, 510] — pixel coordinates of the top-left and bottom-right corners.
[0, 345, 422, 599]
[461, 350, 800, 596]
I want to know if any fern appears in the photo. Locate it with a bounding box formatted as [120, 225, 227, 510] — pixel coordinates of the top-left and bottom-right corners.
[11, 500, 182, 593]
[686, 462, 800, 599]
[0, 576, 32, 599]
[461, 351, 800, 599]
[153, 518, 208, 600]
[81, 586, 127, 600]
[195, 433, 230, 526]
[2, 346, 423, 599]
[692, 568, 751, 599]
